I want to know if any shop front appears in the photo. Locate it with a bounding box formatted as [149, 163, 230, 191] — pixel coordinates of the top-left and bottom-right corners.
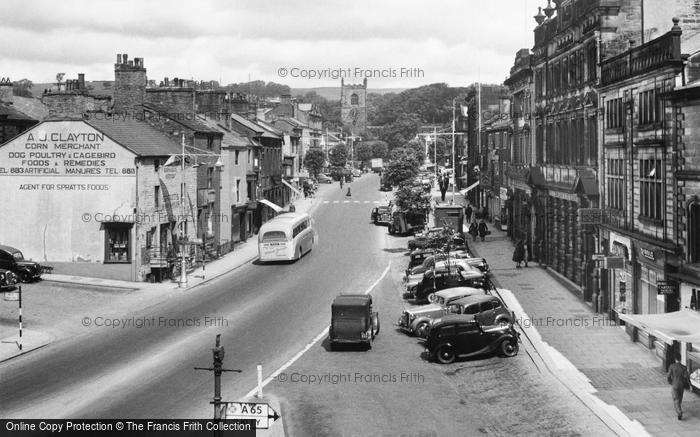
[605, 231, 634, 318]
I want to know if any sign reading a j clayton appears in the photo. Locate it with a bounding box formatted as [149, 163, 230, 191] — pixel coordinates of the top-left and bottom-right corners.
[0, 120, 137, 263]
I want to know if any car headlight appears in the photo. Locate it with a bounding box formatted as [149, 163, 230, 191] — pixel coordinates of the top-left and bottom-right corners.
[409, 313, 416, 322]
[0, 273, 4, 281]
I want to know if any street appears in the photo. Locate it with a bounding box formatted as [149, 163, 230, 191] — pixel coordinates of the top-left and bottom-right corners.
[3, 174, 612, 436]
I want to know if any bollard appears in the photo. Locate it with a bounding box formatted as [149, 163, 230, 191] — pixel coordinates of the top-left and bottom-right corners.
[346, 187, 352, 197]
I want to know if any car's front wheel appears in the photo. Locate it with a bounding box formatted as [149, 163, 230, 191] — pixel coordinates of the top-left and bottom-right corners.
[414, 321, 429, 338]
[500, 339, 519, 357]
[19, 271, 32, 283]
[435, 345, 455, 364]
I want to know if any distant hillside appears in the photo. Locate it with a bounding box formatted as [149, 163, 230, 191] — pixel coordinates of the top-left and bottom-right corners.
[292, 87, 405, 100]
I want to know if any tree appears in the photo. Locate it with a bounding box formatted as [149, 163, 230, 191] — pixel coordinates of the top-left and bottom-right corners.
[355, 142, 373, 168]
[328, 144, 348, 168]
[394, 184, 431, 212]
[12, 79, 33, 97]
[405, 139, 426, 163]
[385, 154, 420, 187]
[303, 148, 326, 177]
[368, 140, 389, 159]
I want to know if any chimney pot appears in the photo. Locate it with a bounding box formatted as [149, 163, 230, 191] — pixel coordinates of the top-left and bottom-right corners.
[122, 53, 128, 64]
[117, 54, 122, 64]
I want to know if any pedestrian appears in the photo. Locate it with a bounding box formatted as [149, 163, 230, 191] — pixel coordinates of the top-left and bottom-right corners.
[667, 354, 691, 420]
[477, 218, 489, 242]
[439, 175, 448, 202]
[512, 240, 525, 268]
[340, 177, 344, 189]
[464, 203, 473, 223]
[468, 220, 478, 242]
[523, 240, 530, 267]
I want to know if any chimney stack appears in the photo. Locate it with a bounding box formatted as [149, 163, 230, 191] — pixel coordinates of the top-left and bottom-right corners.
[78, 73, 85, 90]
[0, 77, 13, 104]
[113, 53, 147, 114]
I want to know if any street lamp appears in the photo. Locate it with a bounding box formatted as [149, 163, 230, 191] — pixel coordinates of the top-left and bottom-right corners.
[165, 133, 224, 288]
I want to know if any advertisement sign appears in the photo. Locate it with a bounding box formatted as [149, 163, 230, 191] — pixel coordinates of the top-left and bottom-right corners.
[657, 280, 678, 295]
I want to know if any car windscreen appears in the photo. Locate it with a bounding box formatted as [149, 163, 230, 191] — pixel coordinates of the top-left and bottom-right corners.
[12, 251, 24, 261]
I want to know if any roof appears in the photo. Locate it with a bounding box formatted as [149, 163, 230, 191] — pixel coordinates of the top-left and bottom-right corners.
[86, 117, 184, 157]
[434, 287, 484, 299]
[332, 294, 372, 307]
[230, 113, 279, 139]
[11, 96, 49, 121]
[256, 119, 284, 137]
[451, 294, 499, 305]
[142, 103, 220, 134]
[0, 244, 20, 254]
[197, 116, 251, 149]
[0, 103, 36, 122]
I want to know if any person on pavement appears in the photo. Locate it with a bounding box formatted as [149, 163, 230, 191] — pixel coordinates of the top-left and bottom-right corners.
[340, 177, 344, 189]
[667, 355, 690, 420]
[523, 240, 530, 267]
[464, 202, 473, 223]
[512, 240, 525, 268]
[477, 219, 489, 242]
[468, 220, 478, 242]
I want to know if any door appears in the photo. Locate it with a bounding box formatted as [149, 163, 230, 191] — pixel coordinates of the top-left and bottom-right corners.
[454, 322, 485, 356]
[477, 301, 497, 325]
[0, 251, 13, 270]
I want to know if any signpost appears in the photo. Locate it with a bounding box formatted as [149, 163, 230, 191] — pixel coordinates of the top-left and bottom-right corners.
[225, 402, 280, 429]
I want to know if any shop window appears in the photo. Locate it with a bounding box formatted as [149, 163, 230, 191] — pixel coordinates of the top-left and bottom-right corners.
[639, 159, 662, 220]
[689, 201, 700, 263]
[235, 150, 240, 165]
[606, 159, 624, 210]
[105, 224, 131, 263]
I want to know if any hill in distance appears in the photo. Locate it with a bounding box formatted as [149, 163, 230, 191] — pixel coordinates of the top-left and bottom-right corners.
[292, 87, 405, 100]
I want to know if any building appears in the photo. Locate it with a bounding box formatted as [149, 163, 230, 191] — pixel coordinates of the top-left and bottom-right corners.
[340, 78, 367, 137]
[0, 118, 196, 282]
[0, 77, 39, 144]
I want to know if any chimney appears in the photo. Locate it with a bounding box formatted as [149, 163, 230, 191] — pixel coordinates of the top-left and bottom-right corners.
[113, 53, 147, 114]
[0, 77, 13, 104]
[78, 73, 85, 90]
[280, 94, 292, 105]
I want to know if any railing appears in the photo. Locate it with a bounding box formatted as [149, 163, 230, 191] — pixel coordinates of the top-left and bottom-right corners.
[601, 29, 682, 86]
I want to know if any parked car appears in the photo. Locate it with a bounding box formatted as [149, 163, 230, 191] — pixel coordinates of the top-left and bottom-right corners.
[407, 248, 435, 270]
[317, 173, 333, 184]
[388, 210, 426, 236]
[406, 252, 488, 278]
[404, 267, 490, 302]
[329, 294, 380, 349]
[0, 268, 18, 290]
[371, 205, 393, 226]
[425, 316, 520, 364]
[0, 245, 46, 283]
[352, 169, 362, 177]
[397, 287, 486, 337]
[445, 295, 515, 327]
[404, 259, 481, 287]
[407, 227, 445, 251]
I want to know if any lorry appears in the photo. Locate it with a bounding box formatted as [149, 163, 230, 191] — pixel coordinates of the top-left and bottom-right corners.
[370, 158, 384, 173]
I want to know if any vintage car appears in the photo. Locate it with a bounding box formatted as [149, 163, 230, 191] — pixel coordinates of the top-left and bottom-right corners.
[388, 210, 426, 236]
[329, 294, 380, 349]
[316, 173, 333, 184]
[406, 252, 488, 278]
[0, 245, 47, 283]
[425, 316, 520, 364]
[379, 178, 393, 191]
[0, 268, 18, 290]
[407, 227, 445, 251]
[445, 294, 515, 327]
[397, 287, 486, 337]
[404, 259, 481, 287]
[370, 205, 393, 226]
[407, 248, 436, 270]
[404, 267, 490, 302]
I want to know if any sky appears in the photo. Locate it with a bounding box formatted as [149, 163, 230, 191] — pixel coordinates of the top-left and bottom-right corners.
[2, 0, 545, 89]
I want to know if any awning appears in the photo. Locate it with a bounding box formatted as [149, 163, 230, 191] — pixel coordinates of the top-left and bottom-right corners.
[282, 178, 301, 196]
[258, 198, 284, 213]
[459, 181, 480, 195]
[618, 309, 700, 345]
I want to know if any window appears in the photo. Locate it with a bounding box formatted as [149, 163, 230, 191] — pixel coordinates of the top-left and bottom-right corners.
[236, 179, 241, 203]
[606, 98, 624, 129]
[247, 180, 253, 200]
[207, 167, 213, 190]
[248, 150, 251, 164]
[536, 124, 544, 164]
[154, 159, 160, 172]
[464, 304, 479, 315]
[535, 69, 543, 97]
[105, 224, 131, 263]
[639, 159, 662, 220]
[154, 185, 160, 208]
[586, 116, 597, 165]
[351, 93, 359, 105]
[607, 159, 624, 210]
[638, 88, 662, 125]
[206, 135, 214, 150]
[688, 201, 700, 263]
[235, 150, 239, 165]
[586, 42, 597, 82]
[146, 228, 154, 249]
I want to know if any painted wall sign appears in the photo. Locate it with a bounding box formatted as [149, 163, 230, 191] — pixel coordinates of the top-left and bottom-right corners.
[639, 247, 656, 261]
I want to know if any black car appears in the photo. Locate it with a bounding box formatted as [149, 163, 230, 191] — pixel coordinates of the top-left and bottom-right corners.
[329, 294, 380, 349]
[0, 268, 18, 290]
[371, 206, 393, 226]
[0, 245, 45, 283]
[425, 315, 519, 364]
[404, 268, 490, 302]
[407, 248, 436, 269]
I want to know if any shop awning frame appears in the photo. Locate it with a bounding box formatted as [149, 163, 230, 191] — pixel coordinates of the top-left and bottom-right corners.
[618, 309, 700, 345]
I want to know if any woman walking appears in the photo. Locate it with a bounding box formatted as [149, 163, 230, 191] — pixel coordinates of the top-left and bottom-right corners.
[477, 219, 489, 242]
[512, 240, 525, 269]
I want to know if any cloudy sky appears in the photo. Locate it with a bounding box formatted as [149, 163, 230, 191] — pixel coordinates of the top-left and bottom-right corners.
[2, 0, 545, 89]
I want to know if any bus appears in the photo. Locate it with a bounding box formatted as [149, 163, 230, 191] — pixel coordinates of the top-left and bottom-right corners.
[258, 212, 315, 262]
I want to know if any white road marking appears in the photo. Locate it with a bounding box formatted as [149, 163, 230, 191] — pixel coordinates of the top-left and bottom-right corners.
[243, 262, 392, 400]
[323, 201, 330, 204]
[332, 201, 339, 204]
[343, 200, 350, 204]
[353, 201, 360, 203]
[373, 201, 380, 204]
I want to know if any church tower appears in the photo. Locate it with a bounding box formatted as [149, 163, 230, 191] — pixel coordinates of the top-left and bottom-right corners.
[340, 78, 367, 137]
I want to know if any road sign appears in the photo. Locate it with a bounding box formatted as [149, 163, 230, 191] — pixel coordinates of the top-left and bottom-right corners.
[225, 402, 279, 429]
[591, 253, 606, 261]
[3, 291, 19, 301]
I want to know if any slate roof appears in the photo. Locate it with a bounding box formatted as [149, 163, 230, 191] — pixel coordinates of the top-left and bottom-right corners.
[0, 103, 36, 122]
[143, 103, 220, 134]
[230, 113, 280, 139]
[86, 117, 183, 157]
[197, 116, 251, 149]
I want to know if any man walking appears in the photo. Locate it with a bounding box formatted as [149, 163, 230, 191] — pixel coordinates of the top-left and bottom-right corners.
[667, 355, 690, 420]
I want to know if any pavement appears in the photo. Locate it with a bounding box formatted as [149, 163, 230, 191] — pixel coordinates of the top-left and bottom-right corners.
[0, 185, 329, 364]
[436, 187, 700, 436]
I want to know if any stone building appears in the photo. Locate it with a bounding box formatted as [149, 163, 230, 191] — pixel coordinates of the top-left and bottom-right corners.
[340, 78, 367, 137]
[0, 77, 39, 144]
